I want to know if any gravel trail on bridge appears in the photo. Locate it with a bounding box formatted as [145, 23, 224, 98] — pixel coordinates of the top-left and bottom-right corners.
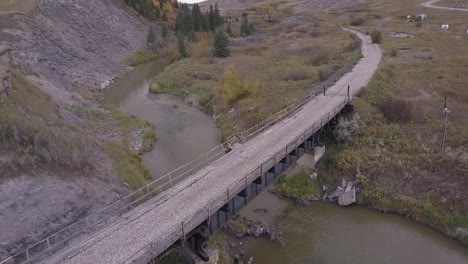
[44, 29, 382, 264]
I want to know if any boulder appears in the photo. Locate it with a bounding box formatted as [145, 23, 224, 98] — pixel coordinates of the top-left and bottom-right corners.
[338, 186, 356, 206]
[341, 178, 347, 188]
[345, 181, 353, 192]
[327, 188, 344, 201]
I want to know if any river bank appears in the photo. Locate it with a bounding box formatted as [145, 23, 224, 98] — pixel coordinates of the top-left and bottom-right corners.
[205, 171, 468, 264]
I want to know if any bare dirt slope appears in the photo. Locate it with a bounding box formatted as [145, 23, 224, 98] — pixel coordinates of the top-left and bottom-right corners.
[10, 0, 150, 98]
[0, 0, 152, 261]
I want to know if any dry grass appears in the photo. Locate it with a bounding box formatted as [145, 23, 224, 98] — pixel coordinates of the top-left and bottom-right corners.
[0, 71, 96, 178]
[151, 3, 361, 131]
[0, 0, 36, 13]
[318, 0, 468, 243]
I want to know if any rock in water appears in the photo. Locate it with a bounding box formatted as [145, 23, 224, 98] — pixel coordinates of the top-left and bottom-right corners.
[338, 186, 356, 206]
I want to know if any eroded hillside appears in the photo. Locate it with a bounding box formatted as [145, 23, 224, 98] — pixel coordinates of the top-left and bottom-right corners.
[0, 0, 157, 260]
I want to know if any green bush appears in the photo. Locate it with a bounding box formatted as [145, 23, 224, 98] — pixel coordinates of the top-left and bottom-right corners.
[370, 29, 382, 44]
[276, 170, 319, 200]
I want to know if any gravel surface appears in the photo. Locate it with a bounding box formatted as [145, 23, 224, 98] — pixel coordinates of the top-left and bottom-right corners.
[422, 0, 468, 11]
[42, 29, 381, 264]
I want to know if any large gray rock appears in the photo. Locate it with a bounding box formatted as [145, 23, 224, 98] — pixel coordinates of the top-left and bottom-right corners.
[338, 186, 356, 206]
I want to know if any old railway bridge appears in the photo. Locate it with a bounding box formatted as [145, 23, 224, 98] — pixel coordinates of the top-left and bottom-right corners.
[1, 29, 381, 264]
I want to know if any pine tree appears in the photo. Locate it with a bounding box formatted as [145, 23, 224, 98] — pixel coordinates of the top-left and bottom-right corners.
[226, 22, 233, 37]
[147, 27, 156, 47]
[240, 17, 254, 37]
[209, 5, 215, 31]
[178, 34, 188, 57]
[162, 24, 168, 39]
[155, 6, 161, 19]
[214, 3, 223, 27]
[213, 30, 230, 57]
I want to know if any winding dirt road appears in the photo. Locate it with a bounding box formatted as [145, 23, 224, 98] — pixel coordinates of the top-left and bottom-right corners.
[422, 0, 468, 11]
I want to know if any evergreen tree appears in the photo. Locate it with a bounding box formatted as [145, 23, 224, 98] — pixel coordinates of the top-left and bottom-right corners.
[226, 22, 233, 37]
[178, 34, 188, 57]
[162, 24, 168, 39]
[147, 27, 156, 47]
[162, 11, 168, 22]
[192, 4, 202, 32]
[213, 30, 230, 57]
[155, 6, 161, 19]
[209, 5, 216, 31]
[201, 14, 210, 32]
[240, 17, 254, 37]
[214, 3, 223, 27]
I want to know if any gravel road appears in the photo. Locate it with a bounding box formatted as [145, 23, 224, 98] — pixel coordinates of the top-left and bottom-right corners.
[422, 0, 468, 11]
[40, 29, 382, 264]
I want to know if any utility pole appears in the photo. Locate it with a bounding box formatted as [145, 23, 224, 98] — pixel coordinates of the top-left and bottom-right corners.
[441, 96, 451, 151]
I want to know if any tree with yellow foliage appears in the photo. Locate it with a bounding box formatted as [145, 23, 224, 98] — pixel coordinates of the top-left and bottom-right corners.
[221, 66, 259, 103]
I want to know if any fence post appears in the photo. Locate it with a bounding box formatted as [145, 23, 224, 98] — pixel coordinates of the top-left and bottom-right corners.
[26, 249, 30, 264]
[47, 238, 52, 256]
[147, 185, 151, 200]
[86, 216, 90, 234]
[208, 202, 211, 224]
[182, 221, 186, 241]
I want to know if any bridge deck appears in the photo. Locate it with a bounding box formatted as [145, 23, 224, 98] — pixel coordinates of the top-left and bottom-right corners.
[45, 29, 381, 264]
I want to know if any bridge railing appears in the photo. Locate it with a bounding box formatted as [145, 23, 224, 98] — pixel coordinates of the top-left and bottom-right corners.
[124, 97, 349, 263]
[0, 82, 342, 264]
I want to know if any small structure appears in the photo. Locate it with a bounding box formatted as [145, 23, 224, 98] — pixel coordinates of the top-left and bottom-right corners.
[417, 13, 428, 21]
[441, 24, 450, 30]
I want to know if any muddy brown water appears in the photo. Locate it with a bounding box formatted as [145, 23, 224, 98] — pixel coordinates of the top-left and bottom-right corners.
[104, 61, 220, 178]
[103, 62, 468, 263]
[238, 190, 468, 264]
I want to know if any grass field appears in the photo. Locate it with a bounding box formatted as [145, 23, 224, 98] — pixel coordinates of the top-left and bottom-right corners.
[317, 0, 468, 244]
[0, 0, 36, 13]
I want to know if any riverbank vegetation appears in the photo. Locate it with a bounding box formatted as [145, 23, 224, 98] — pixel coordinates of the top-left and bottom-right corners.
[274, 170, 320, 203]
[149, 1, 362, 140]
[316, 0, 468, 244]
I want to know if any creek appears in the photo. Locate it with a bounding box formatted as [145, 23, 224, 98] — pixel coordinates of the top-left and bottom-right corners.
[104, 62, 468, 263]
[104, 61, 220, 178]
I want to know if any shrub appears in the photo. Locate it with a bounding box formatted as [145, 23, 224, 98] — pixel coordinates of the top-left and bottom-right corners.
[221, 66, 250, 103]
[318, 65, 338, 82]
[345, 33, 361, 52]
[125, 49, 158, 66]
[350, 18, 365, 26]
[390, 48, 399, 57]
[378, 98, 423, 123]
[370, 29, 382, 44]
[334, 114, 365, 142]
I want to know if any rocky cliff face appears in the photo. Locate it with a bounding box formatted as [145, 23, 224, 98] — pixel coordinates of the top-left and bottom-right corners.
[10, 0, 149, 95]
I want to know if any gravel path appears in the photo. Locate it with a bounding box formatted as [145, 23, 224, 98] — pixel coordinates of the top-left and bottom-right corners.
[44, 29, 382, 264]
[422, 0, 468, 11]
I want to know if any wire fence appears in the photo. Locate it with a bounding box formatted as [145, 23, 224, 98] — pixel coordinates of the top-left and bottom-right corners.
[0, 82, 347, 264]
